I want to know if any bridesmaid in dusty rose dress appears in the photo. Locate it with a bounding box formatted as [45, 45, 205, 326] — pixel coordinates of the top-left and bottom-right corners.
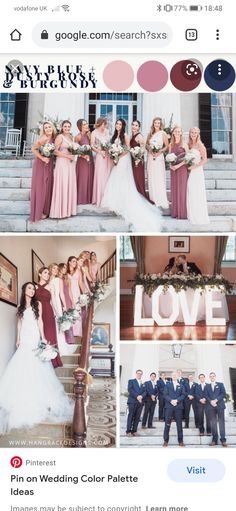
[89, 252, 101, 283]
[67, 256, 82, 338]
[58, 263, 75, 345]
[75, 119, 94, 205]
[169, 125, 188, 219]
[50, 120, 77, 219]
[35, 267, 62, 369]
[146, 117, 169, 208]
[130, 120, 147, 198]
[91, 117, 112, 206]
[30, 121, 55, 222]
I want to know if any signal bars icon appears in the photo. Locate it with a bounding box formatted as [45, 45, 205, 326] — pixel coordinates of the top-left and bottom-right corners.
[52, 4, 70, 12]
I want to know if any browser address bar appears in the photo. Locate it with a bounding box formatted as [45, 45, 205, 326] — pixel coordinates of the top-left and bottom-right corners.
[33, 22, 172, 48]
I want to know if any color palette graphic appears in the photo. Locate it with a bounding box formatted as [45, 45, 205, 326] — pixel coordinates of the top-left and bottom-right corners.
[102, 59, 236, 92]
[204, 59, 236, 91]
[137, 60, 168, 92]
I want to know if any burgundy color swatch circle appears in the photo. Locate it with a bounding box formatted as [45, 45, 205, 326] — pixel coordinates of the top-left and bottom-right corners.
[170, 60, 202, 91]
[137, 61, 168, 92]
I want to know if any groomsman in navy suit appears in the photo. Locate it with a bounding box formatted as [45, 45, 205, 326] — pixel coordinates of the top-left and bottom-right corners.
[206, 372, 227, 447]
[142, 372, 159, 429]
[177, 369, 187, 423]
[195, 373, 211, 436]
[184, 374, 199, 428]
[163, 371, 186, 447]
[126, 369, 146, 437]
[157, 372, 167, 421]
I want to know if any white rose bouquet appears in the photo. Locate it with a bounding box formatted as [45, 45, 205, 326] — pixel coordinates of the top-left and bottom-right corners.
[108, 143, 126, 165]
[165, 153, 177, 166]
[150, 143, 163, 160]
[130, 146, 145, 166]
[39, 143, 55, 158]
[34, 340, 58, 362]
[68, 142, 80, 155]
[78, 144, 91, 162]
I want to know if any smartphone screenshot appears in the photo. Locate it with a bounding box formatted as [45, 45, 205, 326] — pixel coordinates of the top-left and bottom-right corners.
[0, 1, 235, 510]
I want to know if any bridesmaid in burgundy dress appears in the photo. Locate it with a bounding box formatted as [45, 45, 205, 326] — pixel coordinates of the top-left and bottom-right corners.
[30, 121, 55, 222]
[75, 119, 94, 205]
[169, 125, 188, 219]
[130, 120, 147, 198]
[35, 267, 62, 368]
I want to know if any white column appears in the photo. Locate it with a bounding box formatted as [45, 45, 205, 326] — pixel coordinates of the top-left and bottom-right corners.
[43, 93, 86, 134]
[141, 93, 181, 139]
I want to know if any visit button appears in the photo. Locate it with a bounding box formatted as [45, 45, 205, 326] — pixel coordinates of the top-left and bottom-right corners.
[168, 459, 225, 483]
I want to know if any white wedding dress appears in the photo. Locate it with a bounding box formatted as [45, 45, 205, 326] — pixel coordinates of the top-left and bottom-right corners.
[0, 307, 73, 434]
[101, 148, 163, 232]
[187, 148, 210, 225]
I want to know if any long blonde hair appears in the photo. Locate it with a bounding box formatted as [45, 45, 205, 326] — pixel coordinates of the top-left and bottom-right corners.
[188, 127, 203, 149]
[146, 117, 164, 145]
[170, 125, 184, 147]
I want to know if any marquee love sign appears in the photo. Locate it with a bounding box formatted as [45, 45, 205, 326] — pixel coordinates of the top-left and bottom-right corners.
[134, 285, 227, 326]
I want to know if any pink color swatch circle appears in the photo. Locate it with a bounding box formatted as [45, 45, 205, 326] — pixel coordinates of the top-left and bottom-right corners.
[137, 61, 168, 91]
[103, 60, 134, 91]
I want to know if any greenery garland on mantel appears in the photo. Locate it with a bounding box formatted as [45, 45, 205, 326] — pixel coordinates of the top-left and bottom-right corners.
[133, 273, 234, 297]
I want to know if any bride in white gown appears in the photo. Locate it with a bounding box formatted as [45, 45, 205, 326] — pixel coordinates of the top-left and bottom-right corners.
[101, 118, 163, 232]
[187, 127, 210, 225]
[0, 282, 73, 434]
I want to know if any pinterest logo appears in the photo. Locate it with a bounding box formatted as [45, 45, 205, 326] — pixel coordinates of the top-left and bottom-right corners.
[10, 456, 23, 468]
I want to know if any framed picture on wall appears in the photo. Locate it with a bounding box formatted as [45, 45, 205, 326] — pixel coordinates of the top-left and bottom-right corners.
[168, 236, 190, 253]
[91, 323, 110, 350]
[0, 253, 18, 307]
[32, 250, 45, 284]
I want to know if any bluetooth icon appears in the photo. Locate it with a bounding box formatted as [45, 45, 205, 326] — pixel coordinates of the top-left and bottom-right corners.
[157, 4, 162, 12]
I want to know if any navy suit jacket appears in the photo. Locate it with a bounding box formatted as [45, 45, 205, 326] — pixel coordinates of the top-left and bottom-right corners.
[144, 380, 159, 401]
[185, 381, 197, 399]
[195, 383, 208, 402]
[205, 382, 226, 410]
[178, 377, 187, 389]
[164, 381, 186, 410]
[127, 379, 146, 404]
[157, 378, 167, 396]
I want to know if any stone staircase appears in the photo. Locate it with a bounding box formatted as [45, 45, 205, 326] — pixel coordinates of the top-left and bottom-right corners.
[0, 159, 236, 232]
[120, 413, 236, 448]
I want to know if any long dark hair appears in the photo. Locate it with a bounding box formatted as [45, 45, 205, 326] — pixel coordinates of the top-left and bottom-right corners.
[67, 256, 77, 275]
[111, 118, 126, 145]
[17, 282, 39, 320]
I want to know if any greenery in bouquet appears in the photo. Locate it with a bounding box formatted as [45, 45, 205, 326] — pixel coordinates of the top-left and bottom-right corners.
[163, 113, 174, 140]
[108, 143, 126, 165]
[57, 308, 81, 332]
[91, 281, 110, 303]
[67, 142, 81, 155]
[134, 272, 233, 297]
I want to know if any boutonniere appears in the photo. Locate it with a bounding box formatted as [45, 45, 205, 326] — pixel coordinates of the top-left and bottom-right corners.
[215, 386, 219, 389]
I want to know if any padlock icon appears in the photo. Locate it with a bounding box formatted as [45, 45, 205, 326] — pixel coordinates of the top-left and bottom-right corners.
[41, 30, 49, 40]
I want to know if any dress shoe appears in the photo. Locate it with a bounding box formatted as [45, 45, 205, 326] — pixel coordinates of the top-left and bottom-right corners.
[179, 442, 185, 447]
[163, 441, 168, 447]
[221, 441, 227, 447]
[209, 441, 217, 446]
[207, 433, 212, 436]
[126, 432, 132, 437]
[148, 426, 156, 429]
[141, 425, 146, 429]
[199, 433, 204, 436]
[184, 425, 189, 429]
[132, 432, 139, 436]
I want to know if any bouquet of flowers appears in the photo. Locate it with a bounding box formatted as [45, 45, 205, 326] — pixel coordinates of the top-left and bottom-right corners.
[78, 144, 91, 162]
[57, 308, 81, 332]
[150, 143, 163, 160]
[130, 146, 145, 166]
[34, 340, 58, 362]
[91, 281, 111, 302]
[68, 142, 81, 155]
[108, 143, 125, 165]
[39, 143, 55, 158]
[184, 152, 196, 169]
[165, 153, 177, 167]
[78, 293, 91, 307]
[163, 113, 174, 140]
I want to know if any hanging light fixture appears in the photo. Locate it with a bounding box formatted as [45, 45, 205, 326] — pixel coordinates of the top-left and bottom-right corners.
[171, 344, 183, 358]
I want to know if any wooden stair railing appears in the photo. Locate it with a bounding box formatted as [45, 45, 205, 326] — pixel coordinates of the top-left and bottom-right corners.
[72, 249, 116, 448]
[100, 250, 116, 284]
[73, 302, 94, 448]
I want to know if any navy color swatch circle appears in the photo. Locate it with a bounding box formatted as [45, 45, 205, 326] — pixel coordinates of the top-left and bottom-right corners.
[204, 60, 235, 91]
